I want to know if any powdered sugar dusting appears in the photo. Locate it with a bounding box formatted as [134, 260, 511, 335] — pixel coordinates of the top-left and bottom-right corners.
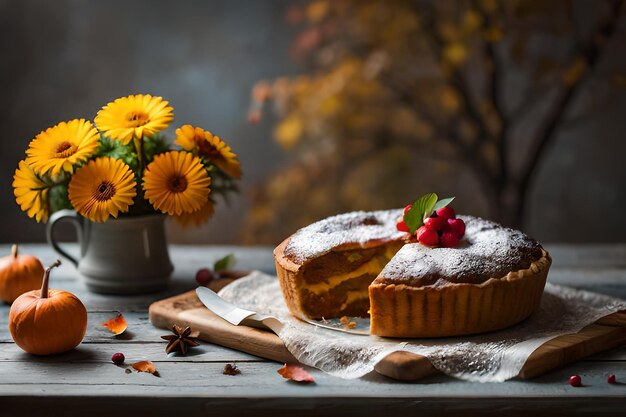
[284, 209, 406, 263]
[379, 215, 543, 285]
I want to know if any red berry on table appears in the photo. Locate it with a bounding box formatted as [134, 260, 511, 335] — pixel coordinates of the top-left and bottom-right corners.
[416, 226, 439, 247]
[436, 206, 455, 220]
[447, 218, 466, 238]
[608, 374, 616, 384]
[424, 216, 447, 232]
[111, 352, 125, 365]
[569, 375, 582, 387]
[403, 204, 412, 215]
[195, 268, 215, 286]
[396, 219, 409, 232]
[441, 232, 460, 248]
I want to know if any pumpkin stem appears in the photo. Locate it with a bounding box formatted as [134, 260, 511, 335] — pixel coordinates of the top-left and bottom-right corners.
[11, 244, 18, 258]
[41, 260, 62, 299]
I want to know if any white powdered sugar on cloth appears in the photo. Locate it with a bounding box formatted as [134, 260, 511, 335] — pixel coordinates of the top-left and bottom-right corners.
[218, 272, 626, 382]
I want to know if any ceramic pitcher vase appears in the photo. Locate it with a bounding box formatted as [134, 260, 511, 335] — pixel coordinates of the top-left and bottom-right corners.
[46, 209, 173, 294]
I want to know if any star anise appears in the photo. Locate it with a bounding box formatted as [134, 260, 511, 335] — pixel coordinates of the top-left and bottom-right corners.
[161, 325, 200, 355]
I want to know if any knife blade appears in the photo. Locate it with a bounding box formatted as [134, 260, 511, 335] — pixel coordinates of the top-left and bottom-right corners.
[195, 286, 283, 332]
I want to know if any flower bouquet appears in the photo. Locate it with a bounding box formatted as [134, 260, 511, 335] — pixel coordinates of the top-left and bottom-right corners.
[13, 94, 241, 225]
[11, 94, 242, 293]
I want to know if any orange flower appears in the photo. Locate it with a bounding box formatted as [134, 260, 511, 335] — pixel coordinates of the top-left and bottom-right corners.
[175, 125, 242, 179]
[143, 151, 211, 216]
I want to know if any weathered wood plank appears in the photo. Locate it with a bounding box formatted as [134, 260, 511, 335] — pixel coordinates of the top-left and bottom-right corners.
[0, 360, 624, 398]
[0, 311, 166, 343]
[1, 338, 623, 364]
[0, 342, 260, 363]
[587, 345, 626, 361]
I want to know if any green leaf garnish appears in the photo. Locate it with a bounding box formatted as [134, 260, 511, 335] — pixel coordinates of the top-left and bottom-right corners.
[404, 193, 438, 234]
[433, 197, 455, 211]
[214, 254, 236, 272]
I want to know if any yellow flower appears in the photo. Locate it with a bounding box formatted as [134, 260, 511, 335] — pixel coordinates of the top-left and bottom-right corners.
[13, 160, 50, 223]
[175, 125, 242, 179]
[68, 157, 137, 222]
[25, 119, 100, 178]
[143, 151, 211, 216]
[95, 94, 174, 144]
[173, 199, 215, 228]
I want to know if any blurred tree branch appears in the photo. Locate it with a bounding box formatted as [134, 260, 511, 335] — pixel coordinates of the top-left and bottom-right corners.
[518, 0, 624, 221]
[246, 0, 626, 243]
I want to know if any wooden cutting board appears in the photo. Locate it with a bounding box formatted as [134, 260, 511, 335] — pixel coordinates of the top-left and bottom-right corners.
[149, 287, 626, 381]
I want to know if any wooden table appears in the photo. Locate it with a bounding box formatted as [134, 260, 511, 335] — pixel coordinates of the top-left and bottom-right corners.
[0, 243, 625, 416]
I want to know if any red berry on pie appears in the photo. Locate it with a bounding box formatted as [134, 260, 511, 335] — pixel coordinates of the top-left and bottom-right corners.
[441, 232, 460, 248]
[416, 226, 439, 247]
[403, 204, 412, 215]
[424, 216, 447, 232]
[396, 219, 409, 232]
[436, 206, 455, 220]
[569, 375, 582, 387]
[447, 218, 466, 238]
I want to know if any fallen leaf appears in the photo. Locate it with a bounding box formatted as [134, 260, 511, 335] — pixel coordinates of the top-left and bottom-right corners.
[277, 363, 315, 383]
[223, 363, 241, 376]
[131, 361, 159, 376]
[101, 313, 128, 335]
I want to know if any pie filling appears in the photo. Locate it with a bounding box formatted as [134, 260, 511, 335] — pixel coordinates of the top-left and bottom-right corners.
[296, 242, 403, 318]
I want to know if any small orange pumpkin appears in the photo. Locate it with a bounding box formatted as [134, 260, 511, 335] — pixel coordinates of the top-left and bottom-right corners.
[0, 244, 45, 303]
[9, 260, 87, 355]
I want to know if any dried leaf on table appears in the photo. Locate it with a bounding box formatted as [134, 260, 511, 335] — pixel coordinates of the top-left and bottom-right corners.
[131, 361, 159, 376]
[223, 363, 241, 376]
[100, 313, 128, 335]
[277, 363, 315, 383]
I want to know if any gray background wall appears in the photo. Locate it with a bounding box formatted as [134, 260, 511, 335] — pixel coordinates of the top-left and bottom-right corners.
[1, 0, 625, 245]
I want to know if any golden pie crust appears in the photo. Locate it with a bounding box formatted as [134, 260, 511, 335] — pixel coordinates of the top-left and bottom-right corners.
[368, 250, 551, 337]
